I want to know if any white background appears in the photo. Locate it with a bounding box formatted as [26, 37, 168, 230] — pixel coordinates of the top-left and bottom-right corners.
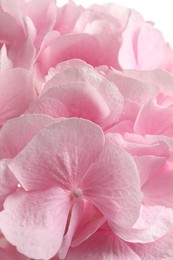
[57, 0, 173, 48]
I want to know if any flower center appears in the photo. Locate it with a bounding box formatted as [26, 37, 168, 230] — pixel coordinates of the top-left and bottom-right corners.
[73, 188, 83, 198]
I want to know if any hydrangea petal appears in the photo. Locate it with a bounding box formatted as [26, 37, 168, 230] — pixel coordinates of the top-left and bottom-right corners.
[143, 171, 173, 207]
[0, 68, 36, 125]
[9, 118, 105, 191]
[0, 187, 71, 259]
[0, 159, 18, 209]
[134, 99, 173, 137]
[66, 225, 140, 260]
[82, 140, 141, 228]
[130, 230, 173, 259]
[112, 205, 173, 243]
[0, 114, 56, 157]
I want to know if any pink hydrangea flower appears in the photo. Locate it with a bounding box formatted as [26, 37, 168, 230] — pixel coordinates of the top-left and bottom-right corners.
[0, 118, 141, 259]
[0, 0, 173, 259]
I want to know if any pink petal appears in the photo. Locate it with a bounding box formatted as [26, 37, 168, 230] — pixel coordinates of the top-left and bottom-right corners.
[137, 23, 173, 70]
[0, 247, 29, 260]
[112, 205, 173, 243]
[118, 11, 173, 71]
[71, 200, 105, 247]
[9, 118, 105, 191]
[0, 0, 24, 28]
[9, 38, 36, 70]
[29, 66, 124, 129]
[66, 225, 140, 260]
[58, 198, 84, 259]
[0, 233, 29, 260]
[59, 199, 105, 259]
[0, 187, 71, 259]
[118, 11, 143, 69]
[0, 7, 24, 46]
[0, 45, 13, 72]
[0, 114, 56, 157]
[55, 1, 83, 34]
[28, 83, 110, 123]
[36, 33, 119, 78]
[134, 155, 166, 187]
[90, 3, 130, 32]
[45, 59, 91, 82]
[107, 132, 169, 157]
[131, 230, 173, 259]
[143, 171, 173, 207]
[0, 159, 18, 209]
[22, 0, 57, 49]
[0, 68, 36, 125]
[134, 99, 173, 137]
[106, 70, 158, 106]
[122, 69, 173, 98]
[26, 95, 69, 118]
[81, 140, 141, 228]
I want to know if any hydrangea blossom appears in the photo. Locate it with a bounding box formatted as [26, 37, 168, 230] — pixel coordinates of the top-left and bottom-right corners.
[0, 0, 173, 259]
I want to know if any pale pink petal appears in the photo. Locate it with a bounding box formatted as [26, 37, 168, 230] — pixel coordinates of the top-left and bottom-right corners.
[0, 187, 71, 259]
[22, 0, 57, 49]
[9, 118, 105, 191]
[43, 65, 103, 93]
[0, 0, 24, 28]
[0, 68, 36, 125]
[131, 230, 173, 259]
[134, 99, 173, 137]
[59, 199, 105, 259]
[26, 95, 69, 118]
[23, 16, 36, 43]
[106, 120, 134, 135]
[71, 200, 105, 247]
[0, 114, 56, 157]
[0, 159, 18, 209]
[0, 234, 29, 260]
[28, 83, 110, 123]
[137, 23, 173, 70]
[36, 33, 119, 78]
[105, 71, 158, 106]
[81, 140, 141, 228]
[45, 59, 91, 82]
[55, 1, 83, 34]
[122, 69, 173, 98]
[134, 155, 166, 187]
[118, 11, 173, 71]
[0, 45, 13, 72]
[66, 225, 140, 260]
[143, 171, 173, 207]
[90, 3, 130, 31]
[30, 66, 124, 129]
[0, 7, 24, 46]
[107, 132, 169, 157]
[9, 38, 36, 70]
[112, 205, 173, 243]
[58, 199, 84, 259]
[118, 11, 143, 69]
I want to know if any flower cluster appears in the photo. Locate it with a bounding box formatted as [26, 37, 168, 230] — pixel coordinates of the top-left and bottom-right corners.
[0, 0, 173, 259]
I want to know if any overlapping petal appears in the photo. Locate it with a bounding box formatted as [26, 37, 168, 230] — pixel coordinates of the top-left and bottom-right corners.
[66, 225, 140, 260]
[0, 68, 36, 125]
[0, 187, 71, 259]
[9, 118, 105, 191]
[81, 140, 141, 228]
